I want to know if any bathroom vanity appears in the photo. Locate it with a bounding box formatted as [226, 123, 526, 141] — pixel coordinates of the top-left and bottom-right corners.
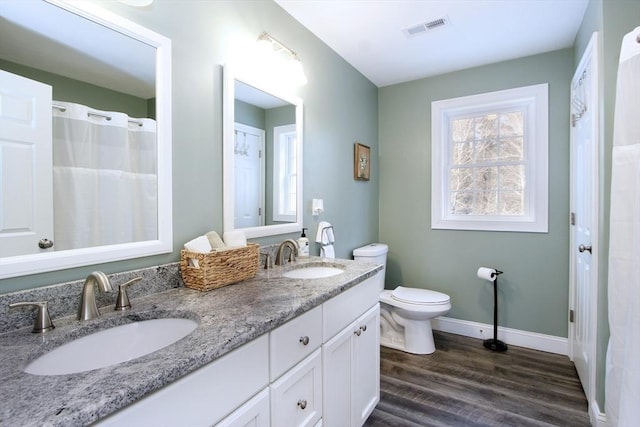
[0, 257, 382, 426]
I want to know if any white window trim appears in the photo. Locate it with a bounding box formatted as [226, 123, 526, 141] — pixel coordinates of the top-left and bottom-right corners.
[272, 124, 297, 222]
[431, 84, 549, 233]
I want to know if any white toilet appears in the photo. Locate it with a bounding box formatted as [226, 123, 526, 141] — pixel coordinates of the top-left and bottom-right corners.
[353, 243, 451, 355]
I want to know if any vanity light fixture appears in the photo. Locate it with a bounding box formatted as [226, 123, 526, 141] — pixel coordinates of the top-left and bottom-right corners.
[256, 32, 308, 87]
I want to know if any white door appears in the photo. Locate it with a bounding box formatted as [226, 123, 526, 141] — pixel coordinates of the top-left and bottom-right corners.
[569, 33, 599, 405]
[0, 70, 53, 257]
[234, 123, 264, 229]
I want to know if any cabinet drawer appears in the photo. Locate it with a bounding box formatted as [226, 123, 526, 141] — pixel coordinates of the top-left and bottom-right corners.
[270, 305, 322, 380]
[323, 274, 380, 342]
[270, 349, 322, 427]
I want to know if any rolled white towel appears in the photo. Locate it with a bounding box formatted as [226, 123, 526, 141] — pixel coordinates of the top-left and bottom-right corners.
[205, 230, 226, 249]
[184, 236, 212, 267]
[223, 230, 247, 248]
[184, 235, 212, 253]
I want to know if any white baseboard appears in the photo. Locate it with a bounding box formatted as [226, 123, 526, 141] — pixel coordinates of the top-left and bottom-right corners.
[590, 400, 608, 426]
[431, 316, 568, 355]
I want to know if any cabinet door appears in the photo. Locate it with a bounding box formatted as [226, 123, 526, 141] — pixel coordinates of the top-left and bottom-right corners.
[323, 304, 380, 427]
[352, 305, 380, 426]
[322, 322, 354, 427]
[215, 389, 269, 427]
[271, 349, 322, 427]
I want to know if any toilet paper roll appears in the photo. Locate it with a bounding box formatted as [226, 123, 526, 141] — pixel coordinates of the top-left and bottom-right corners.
[477, 267, 497, 282]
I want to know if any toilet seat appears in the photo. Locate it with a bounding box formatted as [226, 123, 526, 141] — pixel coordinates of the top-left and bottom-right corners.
[390, 286, 450, 306]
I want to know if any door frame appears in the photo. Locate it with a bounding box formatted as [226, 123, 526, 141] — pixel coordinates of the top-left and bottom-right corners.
[568, 32, 600, 412]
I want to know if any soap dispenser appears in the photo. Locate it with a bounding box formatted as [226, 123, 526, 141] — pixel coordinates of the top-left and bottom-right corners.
[297, 228, 309, 257]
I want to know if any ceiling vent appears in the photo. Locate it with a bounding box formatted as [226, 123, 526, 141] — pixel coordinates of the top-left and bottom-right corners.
[403, 16, 450, 37]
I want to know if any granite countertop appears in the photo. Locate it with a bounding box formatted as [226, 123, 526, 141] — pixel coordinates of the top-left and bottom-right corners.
[0, 257, 382, 427]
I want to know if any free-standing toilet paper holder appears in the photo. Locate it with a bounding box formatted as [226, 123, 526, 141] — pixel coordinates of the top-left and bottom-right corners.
[484, 269, 507, 352]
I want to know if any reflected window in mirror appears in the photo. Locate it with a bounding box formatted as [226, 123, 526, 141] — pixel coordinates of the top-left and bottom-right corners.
[0, 0, 172, 278]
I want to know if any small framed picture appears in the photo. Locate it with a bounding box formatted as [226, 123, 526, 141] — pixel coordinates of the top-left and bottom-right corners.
[354, 142, 370, 181]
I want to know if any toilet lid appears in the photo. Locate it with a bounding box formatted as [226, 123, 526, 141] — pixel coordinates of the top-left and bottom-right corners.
[390, 286, 450, 305]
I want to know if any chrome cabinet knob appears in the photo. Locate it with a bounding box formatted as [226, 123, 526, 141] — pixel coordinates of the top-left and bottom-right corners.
[354, 329, 362, 336]
[297, 399, 307, 410]
[578, 244, 592, 254]
[299, 336, 310, 345]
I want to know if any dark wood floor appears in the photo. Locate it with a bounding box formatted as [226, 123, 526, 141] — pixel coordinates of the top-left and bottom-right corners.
[364, 331, 590, 427]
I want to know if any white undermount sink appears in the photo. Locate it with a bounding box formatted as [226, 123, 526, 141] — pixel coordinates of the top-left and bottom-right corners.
[283, 266, 345, 279]
[25, 318, 198, 376]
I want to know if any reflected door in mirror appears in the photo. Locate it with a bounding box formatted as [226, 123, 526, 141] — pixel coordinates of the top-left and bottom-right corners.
[234, 123, 265, 228]
[0, 70, 53, 257]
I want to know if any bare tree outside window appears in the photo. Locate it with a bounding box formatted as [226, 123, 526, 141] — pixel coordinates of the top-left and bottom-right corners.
[449, 111, 525, 216]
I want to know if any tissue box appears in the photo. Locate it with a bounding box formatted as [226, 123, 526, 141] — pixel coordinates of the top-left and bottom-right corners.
[180, 243, 259, 291]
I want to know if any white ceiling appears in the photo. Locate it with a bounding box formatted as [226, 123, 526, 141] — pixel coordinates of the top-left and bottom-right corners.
[275, 0, 589, 87]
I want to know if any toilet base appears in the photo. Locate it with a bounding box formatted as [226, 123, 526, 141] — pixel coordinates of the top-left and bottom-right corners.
[380, 331, 436, 355]
[380, 306, 437, 354]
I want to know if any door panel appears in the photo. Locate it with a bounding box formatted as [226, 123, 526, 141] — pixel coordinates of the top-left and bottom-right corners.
[569, 33, 599, 405]
[234, 123, 264, 229]
[0, 70, 53, 256]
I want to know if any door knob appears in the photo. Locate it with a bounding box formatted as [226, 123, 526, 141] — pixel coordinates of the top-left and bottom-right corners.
[38, 238, 54, 249]
[578, 244, 592, 254]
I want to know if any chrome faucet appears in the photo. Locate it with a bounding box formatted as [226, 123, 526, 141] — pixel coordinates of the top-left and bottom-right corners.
[78, 271, 112, 321]
[275, 239, 299, 266]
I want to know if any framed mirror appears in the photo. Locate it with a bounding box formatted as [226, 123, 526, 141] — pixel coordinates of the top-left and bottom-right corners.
[0, 0, 172, 279]
[223, 65, 303, 238]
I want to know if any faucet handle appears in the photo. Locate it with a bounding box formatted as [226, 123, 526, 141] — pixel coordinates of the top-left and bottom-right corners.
[9, 301, 55, 333]
[114, 277, 142, 311]
[261, 252, 273, 269]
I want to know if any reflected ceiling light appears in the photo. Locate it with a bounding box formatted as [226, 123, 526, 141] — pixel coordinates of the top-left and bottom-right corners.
[256, 32, 308, 87]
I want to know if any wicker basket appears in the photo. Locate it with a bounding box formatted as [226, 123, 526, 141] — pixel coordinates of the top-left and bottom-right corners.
[180, 243, 260, 291]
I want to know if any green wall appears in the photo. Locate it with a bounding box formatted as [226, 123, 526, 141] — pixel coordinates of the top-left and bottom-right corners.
[0, 0, 379, 293]
[0, 59, 150, 118]
[379, 49, 573, 338]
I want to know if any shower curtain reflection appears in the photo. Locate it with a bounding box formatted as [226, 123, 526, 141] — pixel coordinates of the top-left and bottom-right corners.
[52, 101, 157, 250]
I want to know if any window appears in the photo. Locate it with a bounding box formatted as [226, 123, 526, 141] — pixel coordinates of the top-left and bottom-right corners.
[431, 84, 548, 232]
[273, 124, 297, 222]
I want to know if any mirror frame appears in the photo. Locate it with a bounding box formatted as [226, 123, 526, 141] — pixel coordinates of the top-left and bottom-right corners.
[0, 0, 172, 279]
[223, 64, 304, 238]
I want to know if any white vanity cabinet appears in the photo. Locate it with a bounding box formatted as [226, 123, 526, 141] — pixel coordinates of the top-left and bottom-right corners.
[94, 272, 381, 427]
[94, 335, 270, 427]
[323, 305, 380, 427]
[215, 388, 270, 427]
[322, 275, 381, 427]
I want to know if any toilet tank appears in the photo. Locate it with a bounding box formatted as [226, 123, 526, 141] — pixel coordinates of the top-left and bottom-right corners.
[353, 243, 388, 267]
[353, 244, 388, 290]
